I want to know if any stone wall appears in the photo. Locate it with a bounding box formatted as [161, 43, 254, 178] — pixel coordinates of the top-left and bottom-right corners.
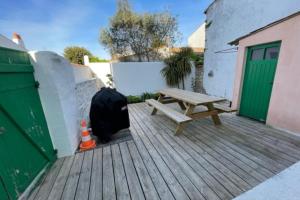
[75, 78, 101, 122]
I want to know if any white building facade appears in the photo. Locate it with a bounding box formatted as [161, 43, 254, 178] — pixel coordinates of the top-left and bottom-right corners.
[204, 0, 300, 99]
[188, 23, 206, 49]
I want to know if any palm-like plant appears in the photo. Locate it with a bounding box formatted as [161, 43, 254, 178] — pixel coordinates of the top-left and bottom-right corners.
[161, 55, 181, 88]
[161, 47, 194, 89]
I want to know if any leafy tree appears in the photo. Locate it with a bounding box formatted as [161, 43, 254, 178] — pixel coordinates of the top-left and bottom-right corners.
[161, 47, 194, 89]
[64, 46, 92, 65]
[89, 56, 109, 63]
[100, 0, 179, 62]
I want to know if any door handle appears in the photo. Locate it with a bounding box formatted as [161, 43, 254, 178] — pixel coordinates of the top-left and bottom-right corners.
[0, 127, 5, 135]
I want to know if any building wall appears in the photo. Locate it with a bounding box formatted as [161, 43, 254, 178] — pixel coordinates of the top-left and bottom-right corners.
[111, 62, 195, 96]
[204, 0, 300, 99]
[232, 15, 300, 134]
[188, 23, 206, 49]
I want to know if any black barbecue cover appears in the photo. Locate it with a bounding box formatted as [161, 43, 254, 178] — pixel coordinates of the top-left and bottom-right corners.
[89, 88, 130, 143]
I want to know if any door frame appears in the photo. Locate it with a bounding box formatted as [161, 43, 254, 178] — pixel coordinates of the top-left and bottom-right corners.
[237, 41, 281, 121]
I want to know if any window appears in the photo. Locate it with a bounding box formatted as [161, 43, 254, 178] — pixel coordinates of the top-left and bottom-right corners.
[265, 47, 279, 59]
[251, 49, 264, 60]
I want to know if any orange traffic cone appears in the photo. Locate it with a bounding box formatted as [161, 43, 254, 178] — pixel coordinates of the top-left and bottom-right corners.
[79, 119, 96, 151]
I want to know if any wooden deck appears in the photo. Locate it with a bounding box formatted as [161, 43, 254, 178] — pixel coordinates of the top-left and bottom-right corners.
[27, 102, 300, 200]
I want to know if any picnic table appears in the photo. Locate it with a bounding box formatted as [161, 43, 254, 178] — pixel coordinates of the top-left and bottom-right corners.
[146, 88, 236, 135]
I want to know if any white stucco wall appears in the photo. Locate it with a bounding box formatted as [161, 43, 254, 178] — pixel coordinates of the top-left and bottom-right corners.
[204, 0, 300, 99]
[72, 66, 93, 83]
[0, 34, 26, 51]
[29, 51, 80, 157]
[89, 62, 112, 87]
[188, 23, 206, 48]
[111, 62, 195, 96]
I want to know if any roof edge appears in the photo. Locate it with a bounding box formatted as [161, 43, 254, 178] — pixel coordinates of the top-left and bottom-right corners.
[204, 0, 218, 14]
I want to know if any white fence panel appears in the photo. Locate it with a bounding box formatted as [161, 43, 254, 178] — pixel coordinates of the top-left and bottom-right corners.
[111, 62, 195, 96]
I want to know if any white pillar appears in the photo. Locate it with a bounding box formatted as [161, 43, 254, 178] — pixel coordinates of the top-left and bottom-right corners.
[84, 55, 90, 66]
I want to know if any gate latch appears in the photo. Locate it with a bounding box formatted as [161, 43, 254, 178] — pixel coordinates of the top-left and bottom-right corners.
[0, 127, 5, 135]
[35, 81, 40, 88]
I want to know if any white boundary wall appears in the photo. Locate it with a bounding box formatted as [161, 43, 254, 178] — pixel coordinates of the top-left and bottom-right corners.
[111, 62, 195, 96]
[89, 62, 112, 87]
[29, 51, 79, 157]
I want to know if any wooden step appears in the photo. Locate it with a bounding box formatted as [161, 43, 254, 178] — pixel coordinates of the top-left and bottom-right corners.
[146, 99, 192, 123]
[214, 103, 237, 113]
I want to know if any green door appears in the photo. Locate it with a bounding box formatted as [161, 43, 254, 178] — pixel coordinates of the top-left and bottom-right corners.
[239, 42, 281, 122]
[0, 178, 9, 200]
[0, 47, 56, 199]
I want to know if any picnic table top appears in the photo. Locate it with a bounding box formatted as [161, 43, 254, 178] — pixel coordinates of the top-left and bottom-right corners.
[159, 88, 226, 106]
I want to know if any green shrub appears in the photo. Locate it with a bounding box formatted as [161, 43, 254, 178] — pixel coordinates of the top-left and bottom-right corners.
[127, 95, 142, 104]
[127, 92, 159, 104]
[141, 92, 159, 101]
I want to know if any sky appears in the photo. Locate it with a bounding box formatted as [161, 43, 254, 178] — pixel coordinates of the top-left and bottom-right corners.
[0, 0, 212, 59]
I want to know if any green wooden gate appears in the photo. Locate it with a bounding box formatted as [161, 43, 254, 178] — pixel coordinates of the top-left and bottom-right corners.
[0, 47, 56, 200]
[239, 42, 281, 122]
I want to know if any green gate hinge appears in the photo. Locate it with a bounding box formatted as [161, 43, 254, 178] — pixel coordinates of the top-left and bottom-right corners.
[35, 81, 40, 88]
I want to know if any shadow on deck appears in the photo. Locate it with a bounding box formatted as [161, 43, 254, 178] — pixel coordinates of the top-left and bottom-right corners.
[27, 102, 300, 200]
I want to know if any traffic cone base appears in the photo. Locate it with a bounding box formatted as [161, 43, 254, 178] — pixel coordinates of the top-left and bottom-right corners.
[79, 119, 96, 151]
[80, 139, 96, 150]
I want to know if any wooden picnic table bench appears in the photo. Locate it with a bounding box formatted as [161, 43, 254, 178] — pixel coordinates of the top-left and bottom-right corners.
[146, 88, 236, 135]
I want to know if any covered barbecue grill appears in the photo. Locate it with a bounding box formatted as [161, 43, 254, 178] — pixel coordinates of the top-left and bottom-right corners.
[89, 88, 130, 143]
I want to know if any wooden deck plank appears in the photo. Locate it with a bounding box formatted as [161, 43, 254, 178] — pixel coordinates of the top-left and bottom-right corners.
[141, 102, 274, 182]
[137, 104, 258, 189]
[61, 153, 84, 200]
[217, 121, 298, 164]
[127, 140, 160, 200]
[47, 156, 74, 200]
[89, 148, 103, 200]
[34, 158, 65, 200]
[129, 106, 208, 200]
[27, 102, 300, 200]
[226, 114, 300, 146]
[133, 104, 242, 196]
[190, 119, 288, 173]
[111, 144, 131, 200]
[126, 131, 175, 200]
[119, 142, 145, 200]
[102, 146, 116, 200]
[136, 103, 265, 186]
[130, 119, 190, 200]
[75, 150, 93, 200]
[223, 116, 300, 159]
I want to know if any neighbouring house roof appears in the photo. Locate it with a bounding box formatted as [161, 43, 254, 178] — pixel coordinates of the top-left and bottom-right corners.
[229, 11, 300, 46]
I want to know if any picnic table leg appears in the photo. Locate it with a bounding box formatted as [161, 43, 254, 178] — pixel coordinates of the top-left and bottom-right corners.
[178, 101, 186, 110]
[206, 103, 221, 125]
[175, 104, 195, 135]
[151, 93, 164, 115]
[184, 104, 195, 116]
[175, 123, 186, 135]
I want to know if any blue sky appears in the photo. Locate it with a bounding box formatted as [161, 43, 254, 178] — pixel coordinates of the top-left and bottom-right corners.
[0, 0, 212, 59]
